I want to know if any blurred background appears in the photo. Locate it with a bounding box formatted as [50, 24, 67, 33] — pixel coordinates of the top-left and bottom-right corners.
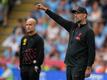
[0, 0, 107, 80]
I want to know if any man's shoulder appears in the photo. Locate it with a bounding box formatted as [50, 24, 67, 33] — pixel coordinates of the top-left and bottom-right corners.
[21, 35, 27, 41]
[34, 34, 44, 42]
[38, 35, 44, 42]
[85, 25, 94, 36]
[85, 23, 93, 31]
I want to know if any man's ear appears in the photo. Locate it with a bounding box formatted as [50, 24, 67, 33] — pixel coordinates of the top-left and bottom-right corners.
[84, 14, 87, 18]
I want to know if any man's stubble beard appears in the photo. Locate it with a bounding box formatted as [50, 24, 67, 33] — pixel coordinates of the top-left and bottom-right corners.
[26, 30, 34, 35]
[73, 19, 81, 24]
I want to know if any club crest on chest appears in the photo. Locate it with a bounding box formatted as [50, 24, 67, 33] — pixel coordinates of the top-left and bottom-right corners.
[75, 33, 82, 41]
[22, 38, 27, 45]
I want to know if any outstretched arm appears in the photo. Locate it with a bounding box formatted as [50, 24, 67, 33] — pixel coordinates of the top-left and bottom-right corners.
[35, 4, 76, 32]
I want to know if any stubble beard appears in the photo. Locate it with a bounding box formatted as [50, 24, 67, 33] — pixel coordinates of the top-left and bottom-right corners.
[74, 17, 81, 24]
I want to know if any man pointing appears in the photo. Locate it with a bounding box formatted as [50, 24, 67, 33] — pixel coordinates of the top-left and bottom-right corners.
[35, 4, 95, 80]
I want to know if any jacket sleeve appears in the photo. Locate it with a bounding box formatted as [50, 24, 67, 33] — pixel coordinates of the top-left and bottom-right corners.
[36, 38, 44, 66]
[86, 29, 96, 67]
[45, 9, 76, 32]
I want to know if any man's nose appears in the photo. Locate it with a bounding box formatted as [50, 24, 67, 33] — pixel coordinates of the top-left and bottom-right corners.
[26, 26, 29, 29]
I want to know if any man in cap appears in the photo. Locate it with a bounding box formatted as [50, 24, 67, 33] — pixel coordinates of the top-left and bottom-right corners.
[35, 4, 95, 80]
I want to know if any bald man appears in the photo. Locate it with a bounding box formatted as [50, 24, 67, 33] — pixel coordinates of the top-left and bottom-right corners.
[20, 18, 44, 80]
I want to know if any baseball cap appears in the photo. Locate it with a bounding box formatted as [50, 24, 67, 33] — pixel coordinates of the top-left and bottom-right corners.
[70, 7, 88, 14]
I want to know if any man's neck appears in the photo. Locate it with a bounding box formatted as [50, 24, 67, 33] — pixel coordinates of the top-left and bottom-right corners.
[78, 19, 87, 27]
[28, 31, 37, 36]
[81, 20, 86, 25]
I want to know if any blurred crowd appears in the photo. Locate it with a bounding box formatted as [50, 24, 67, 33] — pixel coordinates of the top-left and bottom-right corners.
[0, 0, 21, 27]
[1, 0, 107, 79]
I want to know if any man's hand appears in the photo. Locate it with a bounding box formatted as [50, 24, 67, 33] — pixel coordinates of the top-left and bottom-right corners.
[85, 66, 92, 78]
[35, 4, 48, 11]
